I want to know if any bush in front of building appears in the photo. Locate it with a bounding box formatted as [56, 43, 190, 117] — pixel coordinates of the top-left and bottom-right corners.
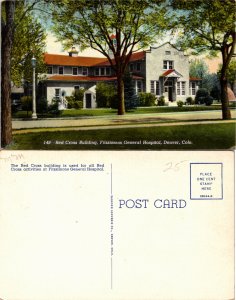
[96, 82, 118, 108]
[204, 95, 214, 106]
[186, 97, 194, 105]
[138, 92, 156, 107]
[157, 96, 165, 106]
[177, 100, 184, 107]
[65, 89, 85, 109]
[195, 88, 213, 105]
[48, 98, 61, 116]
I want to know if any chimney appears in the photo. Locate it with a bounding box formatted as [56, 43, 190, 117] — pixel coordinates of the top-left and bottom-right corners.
[68, 46, 78, 57]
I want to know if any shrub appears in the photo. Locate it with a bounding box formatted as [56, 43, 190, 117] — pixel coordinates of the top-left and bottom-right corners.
[96, 82, 117, 108]
[74, 100, 83, 109]
[48, 98, 61, 116]
[138, 92, 156, 107]
[205, 95, 214, 106]
[20, 96, 32, 111]
[186, 97, 194, 105]
[65, 89, 85, 109]
[195, 88, 212, 105]
[65, 96, 74, 109]
[74, 89, 85, 102]
[157, 96, 165, 106]
[177, 100, 184, 107]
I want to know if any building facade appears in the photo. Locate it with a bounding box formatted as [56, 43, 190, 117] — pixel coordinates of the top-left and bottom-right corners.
[41, 43, 200, 108]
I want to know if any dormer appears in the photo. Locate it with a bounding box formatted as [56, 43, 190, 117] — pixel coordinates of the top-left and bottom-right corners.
[68, 46, 78, 57]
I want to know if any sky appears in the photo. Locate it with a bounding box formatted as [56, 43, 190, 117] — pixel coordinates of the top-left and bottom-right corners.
[45, 32, 105, 57]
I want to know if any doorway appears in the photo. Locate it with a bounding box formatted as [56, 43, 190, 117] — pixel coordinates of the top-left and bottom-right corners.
[85, 93, 92, 108]
[164, 79, 174, 102]
[168, 87, 173, 102]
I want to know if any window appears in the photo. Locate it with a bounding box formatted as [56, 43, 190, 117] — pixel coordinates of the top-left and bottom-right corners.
[47, 66, 53, 74]
[58, 66, 64, 74]
[156, 81, 160, 96]
[106, 67, 111, 75]
[163, 60, 174, 70]
[74, 85, 80, 91]
[129, 63, 134, 72]
[100, 67, 105, 76]
[190, 82, 196, 95]
[78, 67, 83, 75]
[165, 51, 171, 55]
[150, 81, 155, 94]
[72, 67, 78, 75]
[177, 82, 181, 95]
[177, 81, 186, 95]
[77, 67, 88, 76]
[55, 88, 61, 99]
[94, 67, 111, 76]
[137, 81, 142, 93]
[181, 82, 186, 95]
[136, 62, 141, 72]
[150, 81, 160, 95]
[82, 67, 88, 76]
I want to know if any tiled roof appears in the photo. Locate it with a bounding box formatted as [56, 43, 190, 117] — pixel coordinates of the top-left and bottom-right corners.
[44, 53, 108, 67]
[44, 51, 145, 67]
[161, 69, 174, 76]
[161, 69, 183, 78]
[189, 77, 202, 81]
[47, 75, 144, 82]
[129, 51, 145, 61]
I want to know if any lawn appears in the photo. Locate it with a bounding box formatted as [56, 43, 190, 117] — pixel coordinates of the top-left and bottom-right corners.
[12, 105, 225, 119]
[9, 123, 236, 150]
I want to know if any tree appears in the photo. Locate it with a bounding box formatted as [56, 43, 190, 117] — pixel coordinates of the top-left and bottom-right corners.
[189, 59, 209, 87]
[218, 60, 236, 91]
[1, 0, 45, 147]
[11, 2, 47, 87]
[170, 0, 236, 120]
[1, 0, 15, 147]
[51, 0, 169, 115]
[96, 82, 118, 108]
[189, 59, 221, 99]
[123, 71, 138, 111]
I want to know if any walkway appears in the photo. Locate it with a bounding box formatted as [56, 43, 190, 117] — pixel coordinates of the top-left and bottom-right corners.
[12, 110, 236, 133]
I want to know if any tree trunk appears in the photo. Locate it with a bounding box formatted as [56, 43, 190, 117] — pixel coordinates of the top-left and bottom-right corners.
[220, 76, 231, 120]
[1, 1, 15, 148]
[117, 72, 125, 115]
[220, 48, 231, 120]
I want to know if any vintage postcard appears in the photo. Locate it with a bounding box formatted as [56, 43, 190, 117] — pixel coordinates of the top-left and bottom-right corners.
[1, 1, 235, 300]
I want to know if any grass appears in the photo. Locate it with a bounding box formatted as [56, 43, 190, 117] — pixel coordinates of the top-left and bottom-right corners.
[8, 123, 236, 150]
[12, 105, 226, 119]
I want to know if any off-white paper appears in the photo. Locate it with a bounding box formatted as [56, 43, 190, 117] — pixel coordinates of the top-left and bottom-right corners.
[0, 150, 234, 300]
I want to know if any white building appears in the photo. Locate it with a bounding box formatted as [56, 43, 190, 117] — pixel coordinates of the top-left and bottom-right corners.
[40, 43, 200, 108]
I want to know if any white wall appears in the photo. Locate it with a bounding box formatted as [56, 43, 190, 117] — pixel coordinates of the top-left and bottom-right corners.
[46, 81, 97, 108]
[145, 43, 190, 101]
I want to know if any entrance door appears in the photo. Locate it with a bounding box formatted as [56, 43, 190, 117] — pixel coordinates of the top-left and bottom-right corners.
[168, 87, 173, 102]
[85, 93, 92, 108]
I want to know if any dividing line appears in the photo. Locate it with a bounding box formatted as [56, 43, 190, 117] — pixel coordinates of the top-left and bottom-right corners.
[110, 163, 114, 289]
